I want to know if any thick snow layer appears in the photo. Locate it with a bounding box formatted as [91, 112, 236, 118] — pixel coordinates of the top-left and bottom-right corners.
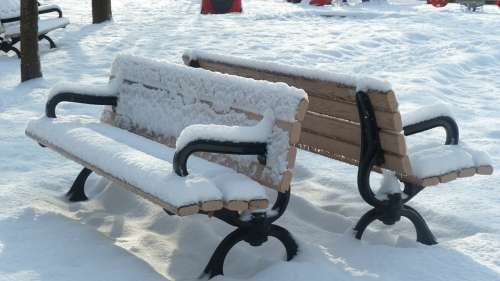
[111, 54, 307, 122]
[26, 115, 268, 208]
[408, 143, 492, 178]
[0, 0, 20, 19]
[375, 170, 404, 200]
[106, 55, 304, 187]
[3, 17, 70, 38]
[402, 103, 454, 127]
[1, 0, 500, 280]
[48, 81, 119, 99]
[176, 109, 274, 150]
[185, 49, 393, 92]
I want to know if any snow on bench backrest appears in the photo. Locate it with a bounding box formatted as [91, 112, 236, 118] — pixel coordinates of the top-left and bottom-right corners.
[102, 55, 308, 192]
[0, 0, 20, 20]
[182, 50, 413, 177]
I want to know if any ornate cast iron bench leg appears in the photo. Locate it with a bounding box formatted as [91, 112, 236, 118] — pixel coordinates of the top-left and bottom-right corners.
[353, 91, 437, 245]
[66, 167, 92, 202]
[196, 189, 298, 279]
[38, 34, 57, 49]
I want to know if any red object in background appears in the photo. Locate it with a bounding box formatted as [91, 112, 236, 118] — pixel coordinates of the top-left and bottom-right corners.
[496, 0, 500, 8]
[201, 0, 242, 14]
[309, 0, 332, 5]
[429, 0, 448, 7]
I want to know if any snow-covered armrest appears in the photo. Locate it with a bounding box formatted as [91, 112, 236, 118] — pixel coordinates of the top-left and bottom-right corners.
[173, 113, 275, 177]
[402, 103, 459, 145]
[38, 4, 63, 18]
[46, 83, 119, 118]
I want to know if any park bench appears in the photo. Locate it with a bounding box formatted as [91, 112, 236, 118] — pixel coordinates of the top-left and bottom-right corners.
[183, 50, 494, 245]
[25, 55, 309, 278]
[0, 0, 69, 58]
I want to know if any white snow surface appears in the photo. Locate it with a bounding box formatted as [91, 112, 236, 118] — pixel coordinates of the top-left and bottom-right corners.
[1, 0, 500, 281]
[26, 115, 268, 208]
[185, 49, 393, 92]
[0, 0, 21, 19]
[408, 143, 492, 178]
[176, 109, 274, 150]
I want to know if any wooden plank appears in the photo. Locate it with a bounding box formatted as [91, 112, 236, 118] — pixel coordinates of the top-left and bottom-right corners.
[308, 95, 403, 132]
[189, 58, 399, 113]
[439, 171, 458, 183]
[298, 131, 412, 175]
[303, 111, 407, 156]
[200, 200, 224, 212]
[248, 199, 269, 210]
[27, 132, 201, 216]
[287, 147, 297, 170]
[458, 167, 476, 178]
[224, 200, 249, 212]
[477, 165, 493, 175]
[295, 98, 309, 122]
[420, 177, 440, 187]
[278, 170, 293, 193]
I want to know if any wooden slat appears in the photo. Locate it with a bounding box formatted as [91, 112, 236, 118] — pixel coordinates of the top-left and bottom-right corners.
[298, 131, 412, 175]
[278, 170, 293, 192]
[200, 200, 223, 212]
[439, 171, 458, 183]
[419, 177, 440, 187]
[303, 112, 407, 156]
[458, 167, 476, 178]
[287, 147, 297, 170]
[477, 165, 493, 175]
[186, 57, 399, 113]
[295, 98, 309, 122]
[224, 200, 249, 212]
[308, 96, 403, 132]
[248, 199, 269, 210]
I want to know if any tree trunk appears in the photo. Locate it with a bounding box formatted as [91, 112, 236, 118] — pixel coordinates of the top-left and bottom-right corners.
[92, 0, 112, 24]
[21, 0, 42, 82]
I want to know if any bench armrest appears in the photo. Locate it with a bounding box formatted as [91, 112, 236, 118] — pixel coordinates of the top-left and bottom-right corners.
[173, 114, 274, 176]
[38, 4, 63, 18]
[403, 107, 459, 145]
[173, 140, 267, 177]
[46, 84, 118, 118]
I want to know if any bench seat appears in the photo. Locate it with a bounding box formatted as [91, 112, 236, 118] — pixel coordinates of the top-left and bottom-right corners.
[26, 115, 269, 216]
[408, 143, 493, 186]
[2, 17, 70, 39]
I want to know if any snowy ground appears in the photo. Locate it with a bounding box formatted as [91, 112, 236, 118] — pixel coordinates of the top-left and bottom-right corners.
[1, 0, 500, 280]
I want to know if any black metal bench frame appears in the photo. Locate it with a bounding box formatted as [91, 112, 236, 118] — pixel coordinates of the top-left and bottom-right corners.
[0, 3, 63, 58]
[44, 91, 299, 279]
[353, 91, 459, 245]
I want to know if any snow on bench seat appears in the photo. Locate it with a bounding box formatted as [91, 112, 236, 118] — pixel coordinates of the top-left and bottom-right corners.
[407, 143, 493, 186]
[3, 17, 70, 39]
[26, 115, 269, 216]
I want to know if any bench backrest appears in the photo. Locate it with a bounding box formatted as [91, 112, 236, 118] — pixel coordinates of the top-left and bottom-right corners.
[183, 51, 413, 178]
[0, 0, 20, 20]
[102, 55, 308, 192]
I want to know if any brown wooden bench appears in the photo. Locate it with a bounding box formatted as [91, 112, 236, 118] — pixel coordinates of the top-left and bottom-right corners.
[26, 54, 308, 278]
[183, 50, 494, 245]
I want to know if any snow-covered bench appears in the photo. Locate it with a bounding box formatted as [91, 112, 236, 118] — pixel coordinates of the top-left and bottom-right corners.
[183, 50, 494, 245]
[25, 55, 309, 278]
[0, 0, 69, 58]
